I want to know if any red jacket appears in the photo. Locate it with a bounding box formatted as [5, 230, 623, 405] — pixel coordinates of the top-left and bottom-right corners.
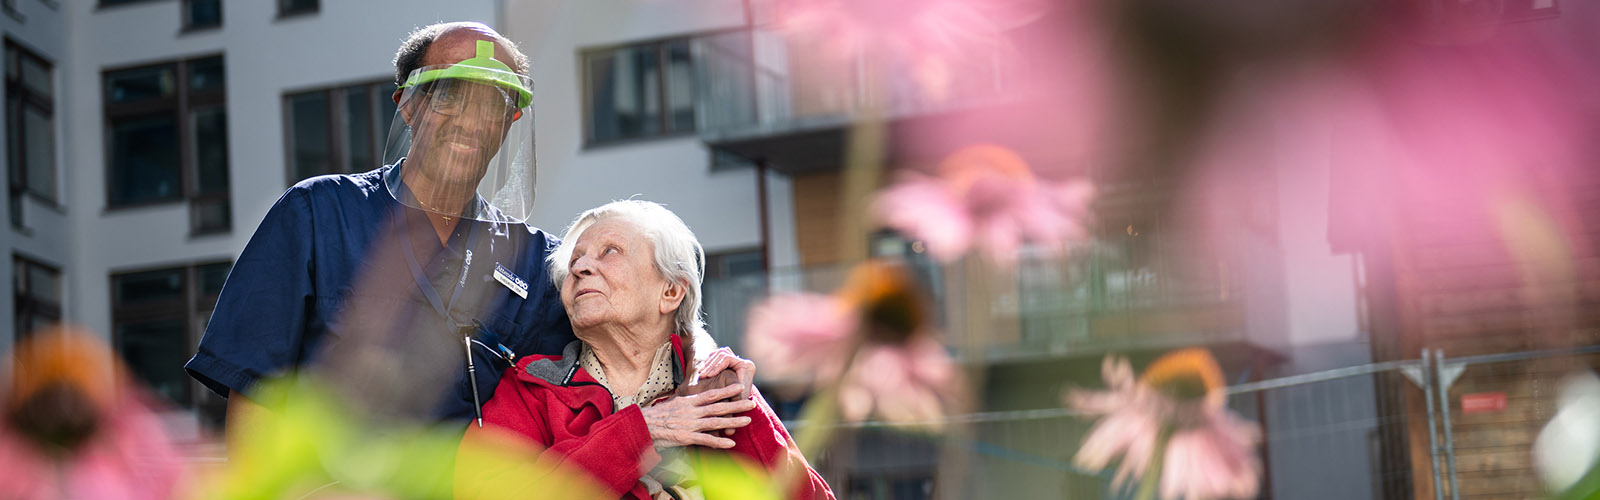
[456, 336, 834, 499]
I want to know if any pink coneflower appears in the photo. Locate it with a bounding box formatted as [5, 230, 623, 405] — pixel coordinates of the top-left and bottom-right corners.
[873, 144, 1092, 266]
[745, 260, 961, 425]
[0, 328, 183, 500]
[1068, 349, 1260, 500]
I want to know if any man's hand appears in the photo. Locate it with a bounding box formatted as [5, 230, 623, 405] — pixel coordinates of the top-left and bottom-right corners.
[695, 347, 755, 401]
[641, 384, 756, 450]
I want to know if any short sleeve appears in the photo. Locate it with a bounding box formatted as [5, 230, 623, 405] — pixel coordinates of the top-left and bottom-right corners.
[185, 187, 318, 398]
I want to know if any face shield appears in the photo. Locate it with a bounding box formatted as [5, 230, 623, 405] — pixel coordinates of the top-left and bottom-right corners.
[384, 39, 535, 223]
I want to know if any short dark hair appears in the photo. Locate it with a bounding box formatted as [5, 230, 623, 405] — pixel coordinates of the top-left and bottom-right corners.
[393, 22, 530, 89]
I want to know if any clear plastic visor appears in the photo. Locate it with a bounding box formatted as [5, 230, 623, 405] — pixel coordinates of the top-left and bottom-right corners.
[382, 65, 535, 223]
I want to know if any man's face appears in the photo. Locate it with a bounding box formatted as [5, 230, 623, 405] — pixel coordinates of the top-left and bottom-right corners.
[405, 79, 516, 187]
[399, 31, 524, 192]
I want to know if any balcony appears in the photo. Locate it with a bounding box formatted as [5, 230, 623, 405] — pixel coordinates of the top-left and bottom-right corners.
[695, 27, 1030, 174]
[702, 230, 1269, 364]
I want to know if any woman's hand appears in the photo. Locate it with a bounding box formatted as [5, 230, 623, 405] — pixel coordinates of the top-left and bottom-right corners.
[641, 383, 757, 450]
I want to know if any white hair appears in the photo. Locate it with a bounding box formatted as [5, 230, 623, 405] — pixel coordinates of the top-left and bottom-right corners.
[548, 200, 716, 364]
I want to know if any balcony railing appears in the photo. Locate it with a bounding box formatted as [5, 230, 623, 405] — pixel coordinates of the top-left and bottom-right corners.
[701, 240, 1246, 362]
[694, 27, 1021, 141]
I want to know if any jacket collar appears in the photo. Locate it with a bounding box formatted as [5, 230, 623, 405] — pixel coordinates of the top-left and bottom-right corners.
[519, 335, 688, 388]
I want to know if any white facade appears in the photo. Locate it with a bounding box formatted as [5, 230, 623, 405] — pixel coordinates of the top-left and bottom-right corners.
[505, 0, 793, 263]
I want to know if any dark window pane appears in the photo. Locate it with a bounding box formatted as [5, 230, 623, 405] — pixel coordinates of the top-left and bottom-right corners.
[664, 39, 695, 132]
[7, 95, 21, 189]
[199, 262, 231, 296]
[23, 105, 54, 199]
[105, 65, 175, 103]
[191, 197, 230, 233]
[5, 45, 16, 79]
[287, 92, 331, 180]
[19, 55, 50, 97]
[109, 115, 181, 206]
[115, 317, 191, 406]
[25, 263, 59, 303]
[192, 106, 228, 195]
[587, 45, 662, 142]
[114, 269, 184, 305]
[184, 0, 221, 29]
[189, 56, 224, 92]
[344, 86, 373, 173]
[278, 0, 316, 15]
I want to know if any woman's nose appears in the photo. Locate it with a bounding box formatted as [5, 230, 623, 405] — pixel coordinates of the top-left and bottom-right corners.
[571, 255, 595, 276]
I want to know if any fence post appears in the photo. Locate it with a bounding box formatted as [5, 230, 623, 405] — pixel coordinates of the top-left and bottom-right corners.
[1402, 348, 1445, 500]
[1433, 349, 1464, 500]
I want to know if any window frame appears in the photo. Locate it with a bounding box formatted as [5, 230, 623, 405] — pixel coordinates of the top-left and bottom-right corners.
[281, 79, 398, 185]
[6, 38, 57, 219]
[101, 54, 231, 235]
[12, 253, 60, 345]
[109, 260, 231, 428]
[579, 29, 754, 148]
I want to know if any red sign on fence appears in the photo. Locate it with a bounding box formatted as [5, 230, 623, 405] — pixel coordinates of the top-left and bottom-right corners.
[1461, 392, 1507, 414]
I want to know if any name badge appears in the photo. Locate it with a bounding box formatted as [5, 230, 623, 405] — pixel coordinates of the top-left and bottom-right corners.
[494, 263, 529, 299]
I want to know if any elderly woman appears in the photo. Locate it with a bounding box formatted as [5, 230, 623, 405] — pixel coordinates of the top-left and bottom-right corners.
[457, 200, 833, 500]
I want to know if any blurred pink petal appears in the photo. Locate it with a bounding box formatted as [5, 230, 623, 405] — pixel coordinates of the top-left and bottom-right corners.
[873, 144, 1094, 265]
[1161, 412, 1262, 500]
[745, 293, 858, 385]
[840, 336, 959, 425]
[874, 180, 975, 262]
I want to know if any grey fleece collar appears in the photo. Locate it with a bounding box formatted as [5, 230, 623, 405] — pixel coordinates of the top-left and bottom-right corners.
[524, 339, 688, 387]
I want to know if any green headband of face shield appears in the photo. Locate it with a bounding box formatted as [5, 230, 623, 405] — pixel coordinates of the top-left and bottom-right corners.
[400, 40, 533, 109]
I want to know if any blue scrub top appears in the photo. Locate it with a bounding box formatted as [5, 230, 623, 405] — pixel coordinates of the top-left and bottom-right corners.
[184, 163, 575, 421]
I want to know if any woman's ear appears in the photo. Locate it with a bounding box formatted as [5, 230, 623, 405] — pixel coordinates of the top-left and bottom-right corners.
[659, 281, 687, 315]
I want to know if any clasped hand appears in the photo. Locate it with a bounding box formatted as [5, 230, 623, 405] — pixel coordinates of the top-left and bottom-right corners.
[641, 383, 757, 450]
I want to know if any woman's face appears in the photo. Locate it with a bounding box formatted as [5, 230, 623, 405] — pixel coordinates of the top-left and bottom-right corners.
[561, 218, 676, 332]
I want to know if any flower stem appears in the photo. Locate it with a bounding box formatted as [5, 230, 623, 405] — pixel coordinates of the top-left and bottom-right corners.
[1133, 430, 1171, 500]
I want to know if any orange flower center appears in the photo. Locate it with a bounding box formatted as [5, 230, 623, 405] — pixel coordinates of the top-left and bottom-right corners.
[838, 260, 928, 345]
[1139, 348, 1227, 410]
[938, 144, 1036, 197]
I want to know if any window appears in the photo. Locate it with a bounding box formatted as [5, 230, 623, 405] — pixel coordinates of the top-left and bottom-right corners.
[182, 0, 221, 31]
[284, 80, 398, 183]
[277, 0, 316, 17]
[103, 55, 230, 234]
[582, 30, 754, 145]
[701, 249, 766, 354]
[111, 261, 231, 429]
[6, 40, 55, 228]
[13, 255, 60, 344]
[98, 0, 161, 7]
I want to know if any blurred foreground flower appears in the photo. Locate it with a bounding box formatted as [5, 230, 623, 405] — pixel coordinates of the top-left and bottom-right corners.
[0, 328, 183, 500]
[1068, 349, 1260, 500]
[747, 260, 960, 424]
[874, 144, 1092, 266]
[194, 378, 607, 500]
[1533, 371, 1600, 500]
[771, 0, 1047, 97]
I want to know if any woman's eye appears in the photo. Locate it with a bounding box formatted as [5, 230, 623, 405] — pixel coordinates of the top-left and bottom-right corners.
[605, 246, 619, 255]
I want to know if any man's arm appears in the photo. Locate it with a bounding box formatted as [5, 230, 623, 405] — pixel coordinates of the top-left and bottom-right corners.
[225, 390, 267, 459]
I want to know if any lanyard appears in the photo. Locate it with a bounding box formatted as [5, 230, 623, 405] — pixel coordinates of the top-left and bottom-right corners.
[394, 210, 481, 328]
